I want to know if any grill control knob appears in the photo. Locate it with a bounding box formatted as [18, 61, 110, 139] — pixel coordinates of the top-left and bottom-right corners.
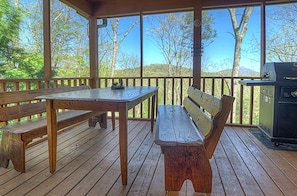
[263, 72, 270, 79]
[291, 90, 297, 98]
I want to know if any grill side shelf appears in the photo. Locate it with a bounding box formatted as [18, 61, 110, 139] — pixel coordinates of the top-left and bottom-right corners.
[239, 80, 276, 86]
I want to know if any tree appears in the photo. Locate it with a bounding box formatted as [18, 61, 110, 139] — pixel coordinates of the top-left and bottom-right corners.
[4, 52, 44, 78]
[50, 1, 88, 72]
[107, 17, 139, 78]
[19, 0, 89, 78]
[228, 7, 254, 77]
[147, 12, 216, 77]
[0, 0, 22, 77]
[0, 0, 44, 80]
[147, 11, 217, 104]
[19, 0, 43, 54]
[266, 3, 297, 62]
[117, 52, 140, 77]
[228, 7, 254, 122]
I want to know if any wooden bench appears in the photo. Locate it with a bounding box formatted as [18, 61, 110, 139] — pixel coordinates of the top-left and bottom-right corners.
[0, 85, 108, 172]
[154, 86, 235, 193]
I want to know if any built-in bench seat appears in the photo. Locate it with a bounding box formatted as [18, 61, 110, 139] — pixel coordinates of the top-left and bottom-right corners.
[0, 85, 108, 172]
[154, 85, 235, 193]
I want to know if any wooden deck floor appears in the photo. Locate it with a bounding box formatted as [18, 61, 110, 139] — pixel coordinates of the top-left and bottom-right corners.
[1, 120, 297, 196]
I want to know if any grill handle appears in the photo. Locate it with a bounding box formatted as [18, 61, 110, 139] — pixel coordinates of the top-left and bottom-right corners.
[284, 76, 297, 80]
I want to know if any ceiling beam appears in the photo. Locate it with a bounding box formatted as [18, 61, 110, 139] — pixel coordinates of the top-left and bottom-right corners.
[92, 0, 196, 18]
[60, 0, 297, 19]
[60, 0, 94, 18]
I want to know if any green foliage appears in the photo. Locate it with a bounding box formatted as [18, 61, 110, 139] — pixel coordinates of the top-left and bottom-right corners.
[99, 62, 112, 77]
[57, 63, 89, 78]
[0, 0, 45, 79]
[1, 52, 44, 79]
[113, 64, 192, 77]
[0, 0, 22, 67]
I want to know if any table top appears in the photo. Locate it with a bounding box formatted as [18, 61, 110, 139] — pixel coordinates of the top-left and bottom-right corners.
[36, 86, 158, 102]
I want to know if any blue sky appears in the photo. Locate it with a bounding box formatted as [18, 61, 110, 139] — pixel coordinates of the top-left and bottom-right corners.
[203, 7, 261, 72]
[16, 1, 296, 75]
[117, 8, 262, 73]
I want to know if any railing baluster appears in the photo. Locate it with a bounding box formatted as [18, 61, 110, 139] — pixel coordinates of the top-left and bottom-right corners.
[211, 78, 215, 96]
[221, 78, 224, 96]
[250, 86, 254, 124]
[54, 80, 58, 88]
[163, 78, 167, 105]
[230, 78, 235, 123]
[239, 84, 244, 125]
[172, 77, 174, 105]
[180, 77, 183, 106]
[202, 77, 206, 92]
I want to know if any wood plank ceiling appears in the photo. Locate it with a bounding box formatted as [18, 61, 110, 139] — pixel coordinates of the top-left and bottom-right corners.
[60, 0, 284, 18]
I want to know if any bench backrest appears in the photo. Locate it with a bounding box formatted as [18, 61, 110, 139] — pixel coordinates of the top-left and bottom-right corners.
[183, 86, 235, 158]
[0, 85, 91, 123]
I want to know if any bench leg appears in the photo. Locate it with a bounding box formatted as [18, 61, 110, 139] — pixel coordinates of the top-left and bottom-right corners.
[0, 131, 9, 168]
[162, 146, 212, 193]
[88, 113, 107, 129]
[99, 113, 107, 129]
[0, 131, 26, 172]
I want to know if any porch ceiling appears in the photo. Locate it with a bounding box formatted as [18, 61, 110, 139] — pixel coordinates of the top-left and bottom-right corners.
[59, 0, 279, 18]
[59, 0, 196, 18]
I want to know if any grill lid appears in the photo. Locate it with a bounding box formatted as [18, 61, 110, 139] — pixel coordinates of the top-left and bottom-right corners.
[262, 62, 297, 81]
[239, 62, 297, 86]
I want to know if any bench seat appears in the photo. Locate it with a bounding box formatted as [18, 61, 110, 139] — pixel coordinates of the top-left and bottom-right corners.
[155, 105, 204, 146]
[154, 86, 235, 193]
[0, 110, 105, 140]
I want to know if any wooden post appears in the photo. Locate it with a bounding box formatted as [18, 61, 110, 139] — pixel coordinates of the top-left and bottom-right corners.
[89, 16, 99, 88]
[193, 4, 202, 89]
[260, 2, 266, 73]
[43, 0, 51, 79]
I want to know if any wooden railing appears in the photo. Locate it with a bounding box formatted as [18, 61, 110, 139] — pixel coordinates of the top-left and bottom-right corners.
[0, 78, 90, 91]
[0, 76, 261, 126]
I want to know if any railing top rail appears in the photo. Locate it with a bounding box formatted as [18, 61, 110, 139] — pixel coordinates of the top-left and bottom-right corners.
[0, 76, 261, 83]
[0, 77, 91, 83]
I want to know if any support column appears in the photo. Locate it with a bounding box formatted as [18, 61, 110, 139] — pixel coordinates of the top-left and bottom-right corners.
[89, 17, 99, 88]
[43, 0, 51, 79]
[260, 2, 266, 73]
[193, 5, 202, 88]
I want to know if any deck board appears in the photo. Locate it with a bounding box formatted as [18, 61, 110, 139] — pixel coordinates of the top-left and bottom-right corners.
[1, 120, 297, 195]
[225, 126, 283, 195]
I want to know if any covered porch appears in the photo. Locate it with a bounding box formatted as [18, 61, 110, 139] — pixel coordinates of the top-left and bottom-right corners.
[1, 0, 297, 195]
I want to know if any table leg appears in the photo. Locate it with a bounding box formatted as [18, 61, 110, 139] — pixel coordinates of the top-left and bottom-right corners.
[111, 112, 115, 130]
[118, 103, 128, 185]
[46, 100, 58, 173]
[151, 94, 156, 132]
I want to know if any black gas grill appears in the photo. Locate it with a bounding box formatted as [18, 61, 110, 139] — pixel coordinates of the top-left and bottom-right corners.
[240, 62, 297, 144]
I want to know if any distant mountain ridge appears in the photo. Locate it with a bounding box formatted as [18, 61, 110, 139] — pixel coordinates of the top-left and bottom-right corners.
[117, 64, 260, 77]
[217, 66, 260, 77]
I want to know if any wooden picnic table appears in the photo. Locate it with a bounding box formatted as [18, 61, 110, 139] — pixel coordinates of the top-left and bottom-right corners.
[37, 86, 158, 185]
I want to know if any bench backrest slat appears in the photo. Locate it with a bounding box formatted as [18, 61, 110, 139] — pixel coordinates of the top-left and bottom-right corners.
[183, 86, 234, 158]
[0, 85, 90, 105]
[0, 102, 46, 121]
[203, 95, 234, 158]
[186, 86, 222, 116]
[183, 97, 213, 136]
[0, 85, 91, 123]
